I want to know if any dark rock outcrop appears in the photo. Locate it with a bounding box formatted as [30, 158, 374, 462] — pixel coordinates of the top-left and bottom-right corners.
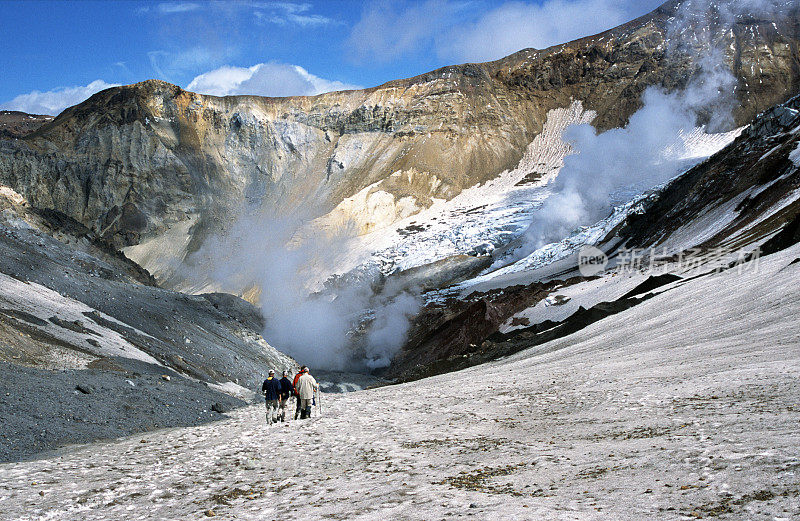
[620, 94, 800, 252]
[0, 110, 52, 139]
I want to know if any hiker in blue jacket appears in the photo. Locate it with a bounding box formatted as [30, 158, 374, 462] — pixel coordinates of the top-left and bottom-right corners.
[261, 370, 282, 425]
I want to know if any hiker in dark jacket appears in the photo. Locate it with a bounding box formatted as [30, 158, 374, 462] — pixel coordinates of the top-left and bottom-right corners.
[261, 370, 282, 425]
[277, 370, 293, 422]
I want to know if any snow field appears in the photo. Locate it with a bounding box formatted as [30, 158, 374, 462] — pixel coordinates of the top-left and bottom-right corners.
[2, 244, 798, 520]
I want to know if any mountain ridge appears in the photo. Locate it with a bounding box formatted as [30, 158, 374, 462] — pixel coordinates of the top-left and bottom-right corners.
[2, 0, 799, 288]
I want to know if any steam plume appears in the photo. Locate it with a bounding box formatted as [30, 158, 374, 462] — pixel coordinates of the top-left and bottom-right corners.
[188, 207, 419, 372]
[511, 0, 768, 257]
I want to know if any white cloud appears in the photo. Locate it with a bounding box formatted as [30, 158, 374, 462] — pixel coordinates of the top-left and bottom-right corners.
[187, 63, 362, 97]
[186, 66, 258, 96]
[138, 1, 337, 25]
[157, 2, 201, 14]
[275, 12, 336, 26]
[438, 0, 659, 62]
[345, 0, 460, 64]
[250, 2, 340, 26]
[136, 2, 201, 15]
[254, 2, 338, 27]
[0, 80, 120, 116]
[346, 0, 663, 64]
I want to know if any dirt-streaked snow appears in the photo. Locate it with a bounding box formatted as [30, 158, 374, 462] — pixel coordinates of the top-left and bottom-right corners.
[0, 273, 161, 367]
[2, 244, 798, 520]
[498, 271, 654, 333]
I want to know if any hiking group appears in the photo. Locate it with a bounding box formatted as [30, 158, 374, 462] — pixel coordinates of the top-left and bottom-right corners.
[261, 366, 319, 425]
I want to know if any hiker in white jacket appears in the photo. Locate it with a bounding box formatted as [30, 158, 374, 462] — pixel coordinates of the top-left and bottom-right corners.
[295, 368, 318, 419]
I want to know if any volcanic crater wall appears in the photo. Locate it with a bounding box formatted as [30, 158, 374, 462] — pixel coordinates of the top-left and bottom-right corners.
[0, 1, 798, 283]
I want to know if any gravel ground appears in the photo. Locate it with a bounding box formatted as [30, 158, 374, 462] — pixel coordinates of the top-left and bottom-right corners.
[0, 358, 247, 463]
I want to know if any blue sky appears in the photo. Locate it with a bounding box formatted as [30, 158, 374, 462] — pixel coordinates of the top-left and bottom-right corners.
[0, 0, 663, 115]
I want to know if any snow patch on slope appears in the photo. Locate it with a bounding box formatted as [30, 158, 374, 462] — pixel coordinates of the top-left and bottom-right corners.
[655, 192, 750, 254]
[674, 126, 745, 160]
[499, 271, 655, 334]
[0, 273, 161, 366]
[789, 140, 800, 166]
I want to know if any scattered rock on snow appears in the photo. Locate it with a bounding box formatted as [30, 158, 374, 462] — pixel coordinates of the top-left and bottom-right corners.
[545, 294, 571, 306]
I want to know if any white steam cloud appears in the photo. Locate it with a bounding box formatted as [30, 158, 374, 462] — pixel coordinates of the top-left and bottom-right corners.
[510, 0, 768, 257]
[188, 207, 419, 372]
[517, 88, 702, 253]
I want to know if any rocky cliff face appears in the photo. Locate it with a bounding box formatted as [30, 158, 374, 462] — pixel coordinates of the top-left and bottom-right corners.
[1, 1, 799, 284]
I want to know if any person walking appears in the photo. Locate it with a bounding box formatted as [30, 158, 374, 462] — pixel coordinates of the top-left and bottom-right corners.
[295, 367, 319, 420]
[277, 370, 293, 422]
[292, 366, 306, 420]
[261, 370, 281, 425]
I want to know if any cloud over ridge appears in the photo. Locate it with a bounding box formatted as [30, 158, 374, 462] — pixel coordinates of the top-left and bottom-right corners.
[439, 0, 652, 63]
[0, 80, 120, 116]
[187, 63, 362, 98]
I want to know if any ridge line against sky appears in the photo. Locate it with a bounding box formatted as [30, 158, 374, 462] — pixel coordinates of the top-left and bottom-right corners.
[0, 0, 663, 115]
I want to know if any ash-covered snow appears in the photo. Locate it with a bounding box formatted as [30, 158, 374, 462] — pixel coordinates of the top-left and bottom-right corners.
[0, 273, 161, 367]
[654, 191, 751, 255]
[2, 242, 798, 520]
[498, 271, 656, 334]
